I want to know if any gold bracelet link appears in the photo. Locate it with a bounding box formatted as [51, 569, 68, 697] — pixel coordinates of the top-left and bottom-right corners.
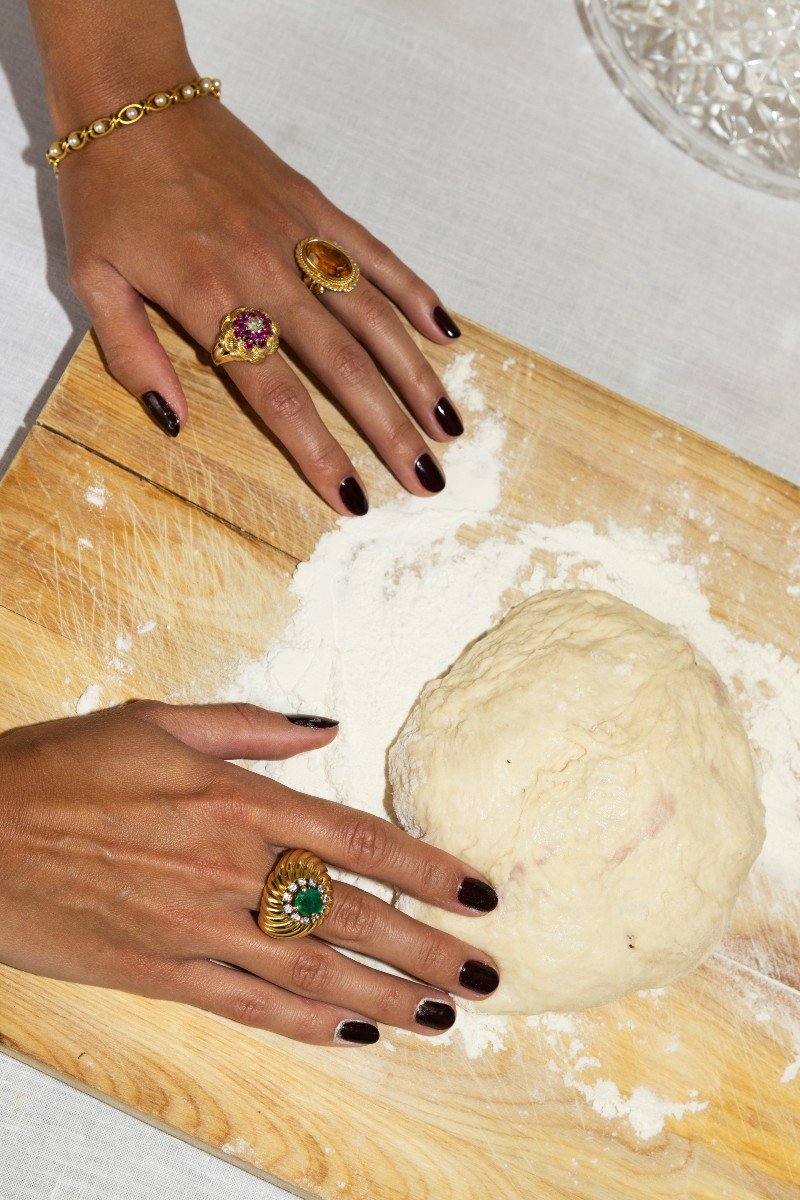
[45, 76, 221, 175]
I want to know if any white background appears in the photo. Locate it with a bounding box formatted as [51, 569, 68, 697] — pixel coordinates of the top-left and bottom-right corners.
[0, 1, 798, 1197]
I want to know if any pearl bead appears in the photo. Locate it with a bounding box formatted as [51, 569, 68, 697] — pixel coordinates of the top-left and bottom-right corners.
[92, 120, 108, 135]
[153, 93, 168, 107]
[181, 84, 195, 99]
[212, 78, 220, 89]
[48, 143, 61, 157]
[124, 106, 138, 121]
[198, 78, 212, 93]
[67, 133, 81, 148]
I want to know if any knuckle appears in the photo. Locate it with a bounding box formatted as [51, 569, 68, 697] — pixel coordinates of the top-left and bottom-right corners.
[335, 889, 378, 943]
[67, 259, 101, 303]
[383, 415, 416, 454]
[342, 816, 393, 869]
[417, 931, 450, 976]
[408, 359, 437, 396]
[290, 947, 332, 994]
[261, 377, 307, 423]
[292, 172, 326, 209]
[226, 990, 272, 1028]
[308, 440, 345, 478]
[185, 848, 240, 890]
[367, 237, 397, 274]
[331, 341, 372, 389]
[359, 290, 392, 334]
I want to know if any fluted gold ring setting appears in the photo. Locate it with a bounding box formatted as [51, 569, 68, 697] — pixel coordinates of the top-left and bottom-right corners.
[258, 850, 333, 939]
[211, 307, 280, 365]
[295, 236, 360, 296]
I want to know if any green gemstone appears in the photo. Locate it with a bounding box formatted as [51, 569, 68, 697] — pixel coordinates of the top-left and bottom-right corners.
[295, 886, 324, 917]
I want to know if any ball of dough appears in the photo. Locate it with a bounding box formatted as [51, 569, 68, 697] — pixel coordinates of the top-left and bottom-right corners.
[389, 589, 764, 1014]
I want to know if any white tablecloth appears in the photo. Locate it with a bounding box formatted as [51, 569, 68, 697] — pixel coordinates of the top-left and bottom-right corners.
[1, 1, 798, 1197]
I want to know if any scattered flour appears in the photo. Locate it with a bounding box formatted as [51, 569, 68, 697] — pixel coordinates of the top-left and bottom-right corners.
[77, 536, 93, 549]
[781, 1054, 800, 1084]
[137, 620, 157, 635]
[84, 484, 107, 508]
[218, 349, 799, 1138]
[441, 351, 486, 413]
[501, 356, 517, 372]
[75, 684, 103, 715]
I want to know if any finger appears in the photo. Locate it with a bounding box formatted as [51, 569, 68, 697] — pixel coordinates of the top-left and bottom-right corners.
[322, 279, 464, 443]
[132, 700, 339, 759]
[72, 264, 187, 437]
[277, 281, 446, 496]
[314, 212, 461, 344]
[222, 915, 457, 1035]
[167, 282, 370, 517]
[171, 958, 379, 1046]
[229, 767, 499, 917]
[318, 882, 499, 1001]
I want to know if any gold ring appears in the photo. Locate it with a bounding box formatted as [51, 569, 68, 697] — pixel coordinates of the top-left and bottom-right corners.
[211, 307, 280, 365]
[257, 849, 333, 939]
[295, 236, 360, 296]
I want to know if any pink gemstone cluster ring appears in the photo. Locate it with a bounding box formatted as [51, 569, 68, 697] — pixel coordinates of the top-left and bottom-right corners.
[211, 307, 280, 365]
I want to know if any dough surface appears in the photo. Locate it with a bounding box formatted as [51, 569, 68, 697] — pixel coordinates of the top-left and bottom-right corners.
[389, 589, 764, 1014]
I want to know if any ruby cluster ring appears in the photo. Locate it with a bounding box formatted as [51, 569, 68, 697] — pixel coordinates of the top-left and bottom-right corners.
[211, 307, 280, 365]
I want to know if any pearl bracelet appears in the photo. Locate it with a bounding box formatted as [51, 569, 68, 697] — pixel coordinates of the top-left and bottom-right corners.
[45, 75, 221, 176]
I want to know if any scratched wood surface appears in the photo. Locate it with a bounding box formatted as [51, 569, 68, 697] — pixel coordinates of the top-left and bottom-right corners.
[0, 309, 799, 1198]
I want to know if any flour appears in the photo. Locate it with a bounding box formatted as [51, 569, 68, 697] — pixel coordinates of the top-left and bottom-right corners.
[75, 683, 103, 715]
[83, 484, 107, 508]
[220, 350, 800, 1137]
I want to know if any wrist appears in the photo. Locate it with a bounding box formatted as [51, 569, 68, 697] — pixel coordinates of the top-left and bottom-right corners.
[28, 1, 195, 131]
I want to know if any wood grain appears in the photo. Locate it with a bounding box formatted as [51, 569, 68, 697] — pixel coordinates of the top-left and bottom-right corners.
[1, 311, 798, 1198]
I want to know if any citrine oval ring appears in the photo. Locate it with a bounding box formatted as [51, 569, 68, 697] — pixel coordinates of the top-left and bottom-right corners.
[258, 849, 334, 939]
[211, 307, 280, 365]
[295, 236, 360, 296]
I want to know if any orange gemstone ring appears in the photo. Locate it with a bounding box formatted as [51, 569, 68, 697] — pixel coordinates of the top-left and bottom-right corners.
[295, 236, 360, 296]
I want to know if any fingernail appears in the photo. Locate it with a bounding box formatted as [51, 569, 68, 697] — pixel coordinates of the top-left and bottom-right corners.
[286, 715, 339, 729]
[335, 1020, 380, 1045]
[340, 476, 369, 516]
[458, 878, 498, 912]
[415, 999, 457, 1031]
[140, 391, 180, 437]
[459, 960, 500, 995]
[434, 397, 464, 438]
[414, 453, 445, 493]
[433, 306, 461, 339]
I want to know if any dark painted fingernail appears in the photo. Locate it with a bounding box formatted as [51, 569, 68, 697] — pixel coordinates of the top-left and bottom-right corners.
[434, 397, 464, 438]
[414, 453, 445, 493]
[340, 476, 369, 516]
[459, 960, 500, 995]
[458, 878, 498, 912]
[415, 999, 457, 1031]
[140, 391, 180, 437]
[286, 714, 339, 729]
[335, 1020, 380, 1045]
[433, 306, 461, 339]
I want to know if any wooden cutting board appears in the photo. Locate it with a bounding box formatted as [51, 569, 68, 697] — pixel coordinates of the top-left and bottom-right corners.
[0, 309, 798, 1199]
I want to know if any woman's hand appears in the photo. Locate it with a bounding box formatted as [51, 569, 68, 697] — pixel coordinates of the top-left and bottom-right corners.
[57, 99, 465, 515]
[0, 702, 498, 1045]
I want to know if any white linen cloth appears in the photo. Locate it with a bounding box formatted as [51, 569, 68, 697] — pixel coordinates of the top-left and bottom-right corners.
[0, 0, 797, 1197]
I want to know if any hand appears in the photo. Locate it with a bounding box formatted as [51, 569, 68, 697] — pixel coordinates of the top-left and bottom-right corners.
[0, 702, 499, 1045]
[58, 99, 465, 515]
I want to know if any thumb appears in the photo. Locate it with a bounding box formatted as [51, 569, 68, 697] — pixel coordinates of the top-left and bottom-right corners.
[130, 700, 339, 760]
[72, 263, 188, 437]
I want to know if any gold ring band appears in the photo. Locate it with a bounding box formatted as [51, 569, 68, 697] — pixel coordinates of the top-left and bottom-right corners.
[212, 307, 280, 365]
[295, 236, 360, 296]
[258, 850, 333, 939]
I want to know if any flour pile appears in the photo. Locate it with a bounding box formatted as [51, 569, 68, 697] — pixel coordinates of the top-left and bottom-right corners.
[223, 352, 800, 903]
